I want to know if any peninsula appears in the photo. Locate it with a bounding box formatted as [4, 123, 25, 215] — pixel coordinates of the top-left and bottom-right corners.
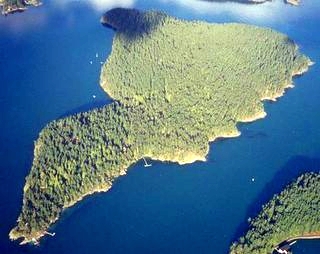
[10, 8, 311, 244]
[0, 0, 40, 15]
[230, 172, 320, 254]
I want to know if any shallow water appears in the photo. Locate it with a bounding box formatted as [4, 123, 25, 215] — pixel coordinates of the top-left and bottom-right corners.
[0, 0, 319, 253]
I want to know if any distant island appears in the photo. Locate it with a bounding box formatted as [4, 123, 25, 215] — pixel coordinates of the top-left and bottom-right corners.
[200, 0, 270, 4]
[0, 0, 301, 15]
[0, 0, 300, 15]
[9, 8, 311, 245]
[0, 0, 40, 15]
[201, 0, 300, 5]
[230, 172, 320, 254]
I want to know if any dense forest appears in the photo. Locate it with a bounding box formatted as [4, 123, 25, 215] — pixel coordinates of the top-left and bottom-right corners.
[10, 8, 311, 244]
[230, 172, 320, 254]
[0, 0, 39, 15]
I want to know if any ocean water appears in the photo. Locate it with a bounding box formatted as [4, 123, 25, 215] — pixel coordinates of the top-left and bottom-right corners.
[0, 0, 319, 253]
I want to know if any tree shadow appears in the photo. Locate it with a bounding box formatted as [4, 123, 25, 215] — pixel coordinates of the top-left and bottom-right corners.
[59, 99, 111, 119]
[240, 128, 268, 139]
[101, 8, 167, 42]
[231, 155, 320, 246]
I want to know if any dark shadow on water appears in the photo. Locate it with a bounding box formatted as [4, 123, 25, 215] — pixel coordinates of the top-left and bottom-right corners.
[237, 120, 269, 140]
[59, 99, 112, 119]
[241, 129, 268, 139]
[101, 8, 166, 42]
[231, 155, 320, 246]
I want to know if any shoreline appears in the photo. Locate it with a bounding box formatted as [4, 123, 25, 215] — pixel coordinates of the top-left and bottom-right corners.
[0, 1, 41, 16]
[9, 183, 114, 245]
[1, 6, 26, 15]
[146, 151, 207, 165]
[261, 60, 313, 102]
[274, 232, 320, 253]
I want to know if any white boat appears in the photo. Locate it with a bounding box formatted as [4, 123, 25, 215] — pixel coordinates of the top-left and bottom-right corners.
[143, 157, 152, 167]
[44, 231, 56, 237]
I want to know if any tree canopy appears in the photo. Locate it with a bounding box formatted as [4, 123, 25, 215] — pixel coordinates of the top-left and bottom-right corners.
[230, 172, 320, 254]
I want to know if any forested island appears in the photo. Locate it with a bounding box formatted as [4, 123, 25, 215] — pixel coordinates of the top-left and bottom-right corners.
[230, 172, 320, 254]
[0, 0, 40, 15]
[201, 0, 300, 6]
[0, 0, 301, 16]
[200, 0, 269, 4]
[9, 8, 311, 245]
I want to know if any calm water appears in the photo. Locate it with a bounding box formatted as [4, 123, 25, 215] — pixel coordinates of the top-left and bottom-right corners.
[0, 0, 319, 253]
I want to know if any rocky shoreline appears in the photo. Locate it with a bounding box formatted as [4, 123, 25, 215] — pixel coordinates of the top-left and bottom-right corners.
[0, 0, 40, 15]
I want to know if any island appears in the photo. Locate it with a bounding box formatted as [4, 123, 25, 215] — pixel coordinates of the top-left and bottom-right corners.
[200, 0, 270, 4]
[201, 0, 300, 6]
[0, 0, 301, 16]
[230, 172, 320, 254]
[9, 8, 311, 245]
[0, 0, 40, 15]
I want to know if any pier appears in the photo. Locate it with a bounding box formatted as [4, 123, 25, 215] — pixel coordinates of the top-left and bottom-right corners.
[274, 234, 320, 253]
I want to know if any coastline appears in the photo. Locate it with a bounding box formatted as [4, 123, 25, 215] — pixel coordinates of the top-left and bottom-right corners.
[9, 182, 114, 245]
[231, 172, 320, 253]
[146, 151, 207, 165]
[237, 111, 267, 123]
[209, 130, 241, 143]
[261, 61, 313, 102]
[273, 232, 320, 253]
[0, 1, 41, 16]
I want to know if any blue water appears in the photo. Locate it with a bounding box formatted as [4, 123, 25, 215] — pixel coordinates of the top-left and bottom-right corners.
[0, 0, 319, 253]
